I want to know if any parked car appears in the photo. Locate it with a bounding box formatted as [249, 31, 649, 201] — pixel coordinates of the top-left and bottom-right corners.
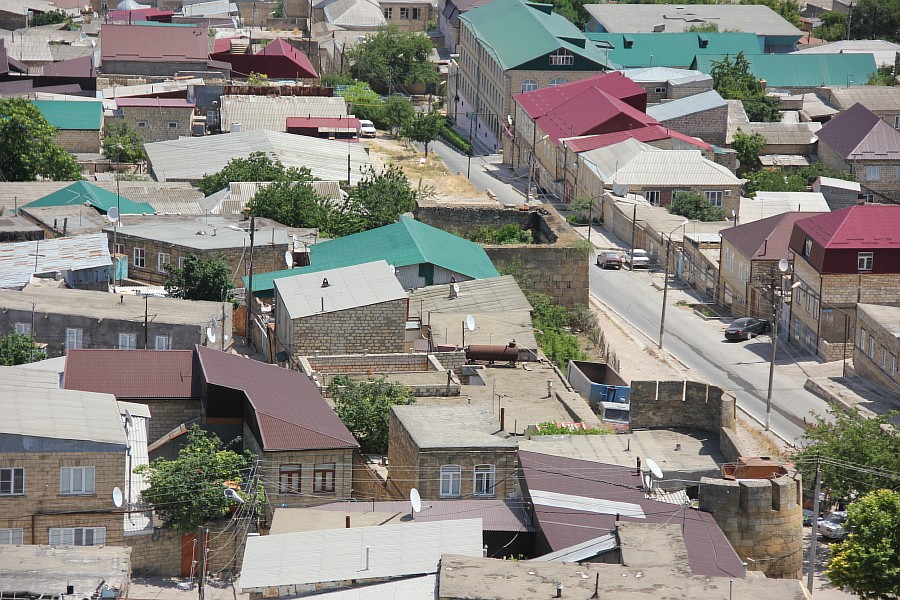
[724, 317, 770, 341]
[624, 249, 650, 269]
[818, 511, 848, 540]
[359, 119, 377, 137]
[597, 251, 623, 270]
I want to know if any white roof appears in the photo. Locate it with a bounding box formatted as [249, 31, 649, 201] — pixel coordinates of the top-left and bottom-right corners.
[101, 78, 204, 100]
[0, 233, 111, 289]
[813, 176, 861, 192]
[238, 519, 484, 591]
[146, 129, 372, 184]
[200, 181, 345, 215]
[739, 192, 830, 222]
[584, 3, 803, 36]
[646, 90, 726, 121]
[221, 95, 350, 132]
[276, 260, 407, 319]
[793, 40, 900, 67]
[530, 534, 618, 563]
[619, 67, 705, 83]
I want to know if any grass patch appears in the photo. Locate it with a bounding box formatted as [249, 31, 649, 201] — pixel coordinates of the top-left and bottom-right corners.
[536, 421, 614, 435]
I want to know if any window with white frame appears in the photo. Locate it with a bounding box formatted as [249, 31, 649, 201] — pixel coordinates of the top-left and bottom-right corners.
[521, 79, 538, 93]
[60, 466, 95, 495]
[858, 252, 874, 271]
[133, 247, 145, 268]
[0, 468, 24, 496]
[549, 77, 568, 87]
[440, 465, 462, 497]
[411, 7, 421, 19]
[705, 190, 723, 206]
[65, 328, 83, 351]
[179, 256, 185, 269]
[154, 335, 171, 350]
[278, 465, 300, 494]
[866, 165, 880, 181]
[313, 463, 336, 493]
[157, 252, 170, 273]
[891, 353, 897, 376]
[644, 190, 661, 205]
[549, 48, 574, 66]
[113, 243, 124, 256]
[0, 528, 23, 545]
[137, 121, 148, 128]
[400, 7, 410, 18]
[14, 322, 31, 335]
[881, 346, 887, 370]
[862, 192, 874, 202]
[383, 7, 392, 18]
[473, 465, 495, 497]
[805, 290, 811, 313]
[869, 337, 875, 358]
[654, 86, 666, 94]
[813, 297, 819, 321]
[804, 238, 812, 257]
[860, 328, 868, 349]
[118, 333, 137, 350]
[48, 527, 105, 546]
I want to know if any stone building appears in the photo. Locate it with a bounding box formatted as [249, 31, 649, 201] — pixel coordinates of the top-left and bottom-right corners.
[387, 404, 517, 500]
[853, 303, 900, 396]
[114, 98, 197, 143]
[380, 0, 433, 31]
[812, 176, 862, 211]
[274, 260, 409, 360]
[621, 67, 714, 105]
[32, 99, 102, 154]
[646, 89, 729, 147]
[100, 23, 228, 77]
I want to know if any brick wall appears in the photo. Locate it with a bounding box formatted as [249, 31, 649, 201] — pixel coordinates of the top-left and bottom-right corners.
[305, 353, 434, 374]
[53, 129, 101, 154]
[668, 78, 714, 100]
[140, 398, 202, 443]
[415, 205, 541, 239]
[853, 306, 900, 396]
[119, 105, 196, 143]
[101, 60, 213, 77]
[655, 104, 728, 146]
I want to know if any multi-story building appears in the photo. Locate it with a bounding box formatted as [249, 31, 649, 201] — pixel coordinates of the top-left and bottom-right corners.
[854, 303, 900, 396]
[380, 0, 433, 31]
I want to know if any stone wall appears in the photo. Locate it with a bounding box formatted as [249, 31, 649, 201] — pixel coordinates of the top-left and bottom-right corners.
[101, 60, 216, 78]
[350, 452, 401, 501]
[284, 298, 409, 357]
[820, 339, 853, 364]
[129, 518, 242, 576]
[304, 353, 434, 375]
[699, 474, 804, 579]
[119, 105, 196, 143]
[629, 380, 736, 434]
[668, 78, 714, 99]
[140, 398, 202, 444]
[53, 129, 101, 154]
[414, 205, 542, 239]
[656, 104, 728, 146]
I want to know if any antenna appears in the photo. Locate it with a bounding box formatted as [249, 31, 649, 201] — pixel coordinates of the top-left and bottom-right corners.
[466, 315, 476, 331]
[206, 327, 216, 344]
[224, 488, 245, 504]
[284, 250, 294, 269]
[410, 488, 422, 515]
[124, 409, 134, 429]
[106, 206, 120, 223]
[112, 486, 124, 508]
[645, 458, 664, 480]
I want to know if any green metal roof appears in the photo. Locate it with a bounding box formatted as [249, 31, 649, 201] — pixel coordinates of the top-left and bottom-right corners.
[692, 53, 877, 88]
[31, 100, 102, 130]
[22, 181, 157, 215]
[585, 32, 762, 68]
[459, 0, 613, 71]
[245, 216, 500, 295]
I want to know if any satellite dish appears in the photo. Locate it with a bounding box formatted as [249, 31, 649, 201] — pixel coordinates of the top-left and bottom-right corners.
[112, 487, 124, 508]
[410, 488, 422, 514]
[646, 458, 664, 480]
[778, 258, 790, 273]
[79, 31, 87, 41]
[453, 283, 460, 295]
[206, 327, 216, 344]
[466, 315, 476, 332]
[389, 264, 396, 274]
[124, 409, 134, 429]
[224, 488, 245, 504]
[90, 39, 96, 47]
[284, 251, 294, 269]
[106, 206, 120, 223]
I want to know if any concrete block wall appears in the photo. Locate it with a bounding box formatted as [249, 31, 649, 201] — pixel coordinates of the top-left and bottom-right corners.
[629, 380, 736, 434]
[119, 106, 196, 143]
[668, 78, 714, 100]
[288, 299, 408, 356]
[486, 245, 589, 309]
[699, 474, 804, 579]
[852, 307, 900, 396]
[656, 104, 728, 146]
[385, 409, 420, 499]
[54, 129, 101, 154]
[415, 447, 518, 500]
[306, 353, 433, 375]
[350, 451, 398, 501]
[141, 398, 202, 443]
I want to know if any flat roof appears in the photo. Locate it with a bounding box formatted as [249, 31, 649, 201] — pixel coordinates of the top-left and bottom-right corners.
[584, 3, 803, 37]
[109, 218, 289, 250]
[0, 234, 111, 289]
[391, 404, 516, 449]
[0, 545, 131, 600]
[858, 303, 900, 337]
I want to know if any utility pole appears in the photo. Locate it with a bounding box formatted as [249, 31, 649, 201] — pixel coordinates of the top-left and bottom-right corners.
[806, 457, 822, 594]
[197, 527, 207, 600]
[658, 220, 688, 350]
[765, 296, 779, 432]
[630, 204, 637, 257]
[144, 295, 149, 349]
[245, 216, 256, 346]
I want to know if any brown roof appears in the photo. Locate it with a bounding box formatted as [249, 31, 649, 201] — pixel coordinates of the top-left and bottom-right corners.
[63, 349, 198, 398]
[720, 212, 826, 262]
[100, 23, 209, 63]
[316, 500, 534, 532]
[817, 102, 900, 160]
[195, 346, 358, 452]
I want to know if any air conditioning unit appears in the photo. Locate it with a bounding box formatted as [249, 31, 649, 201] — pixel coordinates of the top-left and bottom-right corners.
[724, 190, 732, 196]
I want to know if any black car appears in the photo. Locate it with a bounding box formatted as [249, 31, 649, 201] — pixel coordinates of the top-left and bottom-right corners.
[724, 317, 770, 341]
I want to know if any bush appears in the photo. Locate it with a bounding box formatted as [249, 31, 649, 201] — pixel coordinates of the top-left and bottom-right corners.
[536, 328, 589, 367]
[467, 224, 532, 244]
[536, 421, 613, 435]
[439, 117, 472, 155]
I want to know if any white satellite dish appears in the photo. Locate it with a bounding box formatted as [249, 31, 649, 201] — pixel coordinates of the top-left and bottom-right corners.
[410, 488, 422, 514]
[206, 327, 216, 344]
[466, 315, 476, 332]
[389, 264, 396, 274]
[90, 39, 96, 47]
[106, 206, 120, 223]
[112, 486, 124, 508]
[646, 458, 664, 480]
[224, 488, 245, 504]
[453, 283, 460, 295]
[284, 251, 294, 269]
[778, 258, 790, 273]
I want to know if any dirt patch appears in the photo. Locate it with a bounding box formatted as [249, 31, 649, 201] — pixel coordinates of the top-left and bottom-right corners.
[365, 136, 481, 199]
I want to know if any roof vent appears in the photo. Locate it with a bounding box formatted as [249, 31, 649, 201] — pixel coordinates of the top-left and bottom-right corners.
[321, 278, 330, 288]
[197, 230, 207, 235]
[652, 23, 665, 32]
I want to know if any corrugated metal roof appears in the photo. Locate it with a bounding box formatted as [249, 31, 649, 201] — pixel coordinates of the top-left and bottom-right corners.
[146, 129, 372, 184]
[647, 90, 726, 122]
[391, 405, 516, 449]
[101, 78, 204, 100]
[792, 40, 900, 68]
[726, 122, 820, 146]
[196, 345, 359, 451]
[722, 211, 827, 262]
[818, 103, 900, 160]
[319, 0, 386, 27]
[620, 67, 705, 83]
[585, 4, 803, 36]
[530, 534, 617, 562]
[101, 23, 208, 62]
[315, 500, 534, 532]
[115, 98, 195, 108]
[31, 99, 102, 130]
[829, 86, 900, 112]
[0, 233, 111, 289]
[21, 181, 156, 215]
[408, 275, 531, 316]
[285, 574, 436, 599]
[111, 219, 289, 250]
[221, 95, 349, 132]
[64, 349, 198, 398]
[563, 124, 712, 153]
[793, 204, 900, 250]
[587, 32, 762, 69]
[813, 176, 860, 192]
[693, 53, 876, 88]
[238, 519, 484, 591]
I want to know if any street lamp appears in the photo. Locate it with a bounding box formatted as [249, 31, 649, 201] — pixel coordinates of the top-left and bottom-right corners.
[765, 277, 803, 431]
[658, 219, 689, 350]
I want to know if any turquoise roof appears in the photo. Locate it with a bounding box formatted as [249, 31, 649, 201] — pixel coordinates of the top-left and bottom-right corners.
[459, 0, 613, 71]
[31, 100, 102, 130]
[585, 32, 762, 68]
[245, 216, 500, 295]
[22, 181, 156, 215]
[692, 53, 877, 88]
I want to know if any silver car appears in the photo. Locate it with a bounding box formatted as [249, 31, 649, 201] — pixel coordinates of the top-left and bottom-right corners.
[818, 511, 848, 540]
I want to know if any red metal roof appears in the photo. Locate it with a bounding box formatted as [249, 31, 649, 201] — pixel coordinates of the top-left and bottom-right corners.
[515, 72, 646, 117]
[195, 346, 358, 452]
[518, 451, 745, 578]
[212, 38, 318, 79]
[721, 211, 827, 262]
[316, 500, 534, 532]
[63, 349, 198, 398]
[793, 204, 900, 250]
[101, 23, 209, 63]
[106, 7, 174, 22]
[116, 98, 195, 108]
[41, 56, 97, 78]
[563, 124, 712, 153]
[817, 103, 900, 160]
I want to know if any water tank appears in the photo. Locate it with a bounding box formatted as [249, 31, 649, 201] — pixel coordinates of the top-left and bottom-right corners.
[231, 123, 242, 132]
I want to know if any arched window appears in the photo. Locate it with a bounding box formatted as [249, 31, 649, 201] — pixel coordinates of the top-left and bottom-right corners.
[440, 465, 462, 497]
[549, 48, 574, 66]
[521, 79, 539, 93]
[549, 77, 568, 87]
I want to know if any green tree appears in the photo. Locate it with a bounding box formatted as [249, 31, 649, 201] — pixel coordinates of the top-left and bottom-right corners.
[247, 180, 335, 232]
[743, 167, 806, 195]
[668, 191, 726, 221]
[710, 52, 781, 122]
[29, 9, 67, 26]
[812, 11, 848, 41]
[164, 254, 233, 302]
[467, 224, 533, 244]
[848, 0, 900, 43]
[135, 427, 252, 532]
[343, 82, 385, 124]
[102, 121, 147, 163]
[328, 376, 414, 454]
[794, 409, 900, 503]
[826, 489, 900, 599]
[381, 95, 415, 135]
[346, 26, 439, 92]
[686, 22, 720, 32]
[197, 152, 313, 196]
[569, 196, 598, 224]
[743, 95, 782, 122]
[400, 110, 445, 155]
[796, 162, 854, 186]
[320, 72, 356, 88]
[867, 66, 897, 86]
[740, 0, 801, 27]
[348, 165, 418, 228]
[247, 71, 271, 86]
[0, 98, 81, 181]
[732, 129, 767, 172]
[0, 333, 45, 366]
[545, 0, 593, 29]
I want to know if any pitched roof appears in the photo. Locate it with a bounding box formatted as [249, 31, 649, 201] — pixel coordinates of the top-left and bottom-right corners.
[40, 55, 97, 78]
[195, 346, 358, 451]
[213, 38, 318, 79]
[563, 123, 712, 153]
[315, 499, 534, 532]
[816, 103, 900, 160]
[63, 349, 198, 398]
[620, 66, 707, 83]
[792, 39, 900, 68]
[31, 99, 102, 130]
[738, 192, 830, 223]
[792, 204, 900, 250]
[247, 216, 501, 295]
[220, 96, 349, 132]
[721, 211, 827, 261]
[100, 23, 209, 62]
[646, 89, 726, 121]
[828, 86, 900, 112]
[21, 180, 156, 215]
[317, 0, 385, 28]
[459, 0, 612, 71]
[0, 234, 111, 289]
[692, 53, 877, 88]
[115, 98, 195, 108]
[584, 3, 803, 37]
[586, 32, 762, 68]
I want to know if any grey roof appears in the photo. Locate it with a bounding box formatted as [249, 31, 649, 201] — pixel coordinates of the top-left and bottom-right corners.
[317, 0, 386, 28]
[726, 121, 821, 145]
[0, 234, 111, 289]
[181, 0, 238, 16]
[0, 372, 127, 446]
[0, 545, 130, 600]
[108, 218, 290, 250]
[738, 192, 830, 221]
[221, 95, 350, 132]
[0, 366, 60, 390]
[858, 304, 900, 337]
[238, 519, 483, 591]
[200, 181, 346, 215]
[793, 40, 900, 68]
[275, 260, 408, 319]
[620, 67, 706, 83]
[145, 129, 373, 184]
[278, 575, 437, 599]
[101, 78, 204, 100]
[646, 90, 726, 121]
[814, 176, 860, 191]
[391, 404, 516, 449]
[530, 533, 618, 563]
[828, 86, 900, 112]
[585, 3, 803, 36]
[0, 180, 203, 216]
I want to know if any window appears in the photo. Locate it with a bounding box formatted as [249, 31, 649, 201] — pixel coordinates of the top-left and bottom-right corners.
[137, 121, 148, 128]
[48, 527, 106, 547]
[858, 252, 874, 271]
[896, 166, 900, 181]
[65, 328, 83, 351]
[412, 7, 421, 19]
[549, 48, 574, 66]
[14, 322, 31, 335]
[400, 7, 409, 18]
[549, 77, 568, 87]
[644, 190, 660, 205]
[440, 465, 462, 497]
[881, 346, 887, 370]
[313, 464, 335, 493]
[705, 190, 723, 206]
[654, 86, 666, 93]
[383, 6, 392, 17]
[118, 333, 136, 350]
[860, 328, 868, 350]
[891, 354, 897, 376]
[804, 237, 813, 257]
[157, 252, 170, 273]
[520, 79, 538, 93]
[279, 465, 300, 494]
[154, 335, 171, 350]
[113, 243, 124, 256]
[60, 466, 95, 495]
[813, 297, 819, 321]
[894, 115, 900, 129]
[178, 256, 186, 269]
[133, 247, 145, 268]
[0, 468, 24, 496]
[0, 529, 23, 545]
[862, 192, 874, 202]
[866, 165, 880, 181]
[473, 465, 496, 497]
[805, 289, 811, 313]
[167, 122, 178, 129]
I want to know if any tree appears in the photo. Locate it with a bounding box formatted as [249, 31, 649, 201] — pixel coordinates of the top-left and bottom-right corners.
[794, 409, 900, 503]
[848, 0, 900, 43]
[826, 489, 900, 599]
[102, 121, 147, 163]
[247, 71, 270, 86]
[135, 427, 252, 532]
[400, 110, 445, 155]
[348, 165, 418, 228]
[686, 22, 720, 32]
[710, 52, 781, 123]
[346, 26, 439, 92]
[328, 376, 414, 454]
[0, 333, 45, 366]
[197, 152, 313, 196]
[743, 167, 806, 195]
[381, 95, 415, 135]
[0, 98, 81, 181]
[796, 162, 853, 186]
[742, 96, 782, 123]
[732, 129, 767, 172]
[343, 82, 385, 124]
[668, 191, 726, 221]
[164, 254, 233, 302]
[246, 180, 335, 232]
[812, 11, 848, 42]
[867, 66, 897, 87]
